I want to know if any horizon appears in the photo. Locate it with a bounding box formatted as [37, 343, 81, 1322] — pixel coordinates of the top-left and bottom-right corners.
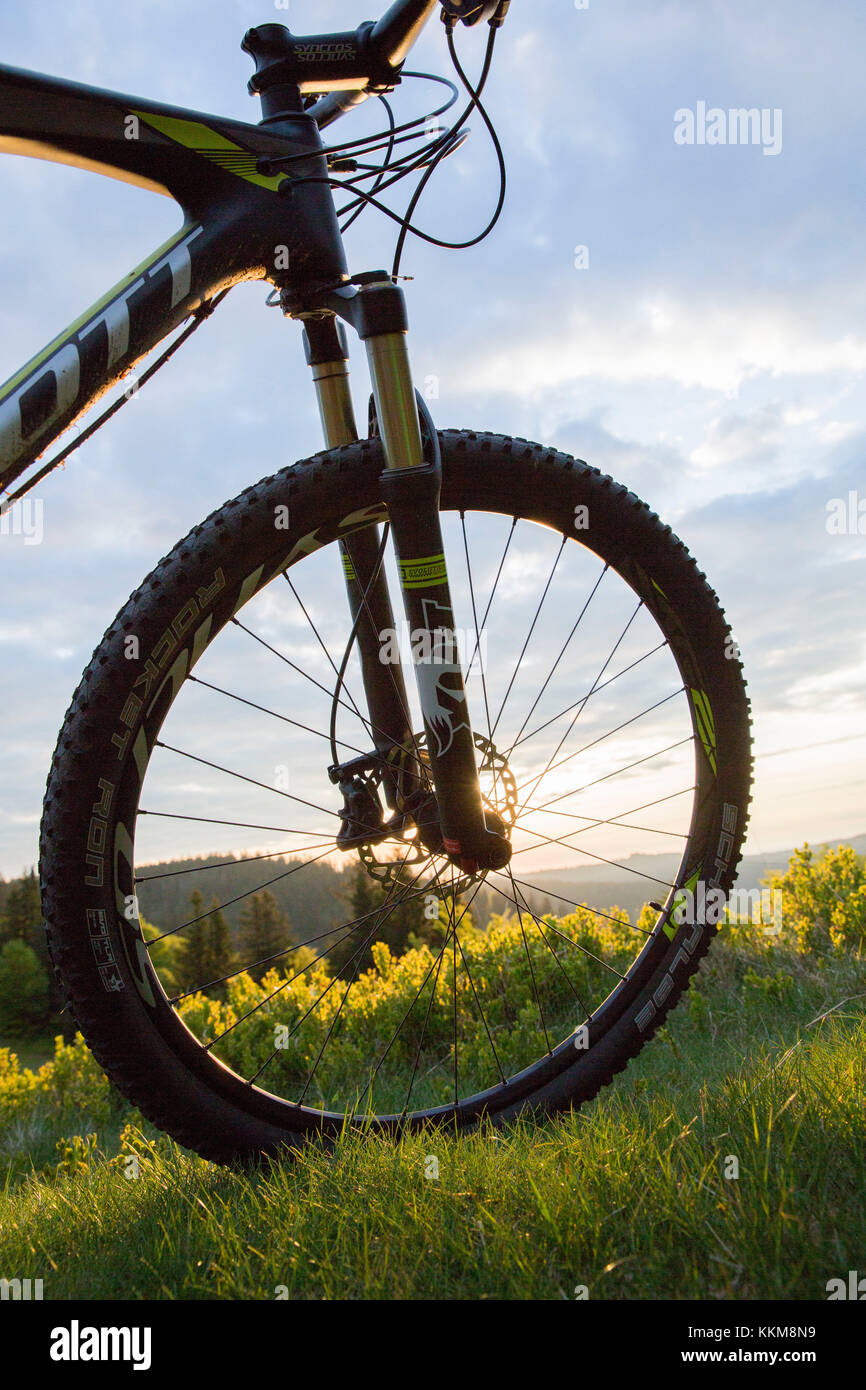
[5, 823, 864, 886]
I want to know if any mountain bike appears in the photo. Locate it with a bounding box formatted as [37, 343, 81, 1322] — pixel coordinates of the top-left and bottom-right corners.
[0, 1, 752, 1162]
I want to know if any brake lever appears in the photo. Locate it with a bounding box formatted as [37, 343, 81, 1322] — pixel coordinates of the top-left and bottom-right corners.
[440, 2, 510, 27]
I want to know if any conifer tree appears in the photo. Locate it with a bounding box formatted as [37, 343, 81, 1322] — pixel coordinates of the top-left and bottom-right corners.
[0, 868, 42, 948]
[328, 863, 426, 978]
[178, 891, 238, 996]
[237, 889, 294, 983]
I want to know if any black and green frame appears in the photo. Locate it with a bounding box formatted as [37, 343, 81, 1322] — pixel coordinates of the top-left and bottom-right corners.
[0, 61, 349, 495]
[1, 1, 515, 876]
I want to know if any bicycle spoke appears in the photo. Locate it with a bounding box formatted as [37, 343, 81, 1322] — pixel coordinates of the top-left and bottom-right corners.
[492, 870, 636, 967]
[515, 812, 679, 890]
[354, 860, 487, 1114]
[519, 785, 695, 836]
[455, 925, 505, 1084]
[503, 869, 657, 937]
[334, 541, 419, 743]
[232, 614, 425, 773]
[211, 863, 431, 1052]
[397, 894, 460, 1115]
[461, 511, 499, 799]
[460, 512, 494, 743]
[464, 515, 517, 684]
[508, 562, 609, 754]
[490, 534, 566, 740]
[148, 847, 338, 946]
[488, 868, 651, 937]
[153, 740, 361, 830]
[283, 571, 376, 743]
[136, 840, 335, 884]
[530, 736, 695, 816]
[293, 853, 414, 1104]
[514, 888, 552, 1055]
[505, 640, 668, 758]
[451, 866, 459, 1107]
[513, 688, 685, 799]
[171, 872, 435, 1003]
[172, 915, 345, 1004]
[517, 811, 687, 842]
[244, 857, 428, 1085]
[401, 923, 453, 1113]
[187, 674, 368, 757]
[500, 869, 593, 1017]
[513, 599, 644, 814]
[510, 821, 685, 861]
[138, 808, 337, 845]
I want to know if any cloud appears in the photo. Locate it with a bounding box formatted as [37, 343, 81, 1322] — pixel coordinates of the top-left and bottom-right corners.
[1, 0, 865, 874]
[457, 291, 866, 397]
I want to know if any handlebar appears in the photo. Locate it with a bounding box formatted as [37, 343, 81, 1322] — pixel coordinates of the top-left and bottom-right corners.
[307, 0, 439, 129]
[372, 0, 441, 68]
[242, 1, 508, 128]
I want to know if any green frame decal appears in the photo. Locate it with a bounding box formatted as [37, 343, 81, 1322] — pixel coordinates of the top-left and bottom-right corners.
[132, 111, 286, 192]
[689, 686, 717, 775]
[398, 552, 448, 589]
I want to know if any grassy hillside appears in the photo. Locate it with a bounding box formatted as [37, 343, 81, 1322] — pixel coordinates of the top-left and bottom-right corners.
[1, 905, 862, 1300]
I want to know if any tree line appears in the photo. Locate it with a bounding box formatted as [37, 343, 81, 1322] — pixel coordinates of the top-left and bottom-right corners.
[0, 861, 465, 1035]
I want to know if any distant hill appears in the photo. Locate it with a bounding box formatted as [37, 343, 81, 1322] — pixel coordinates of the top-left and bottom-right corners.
[496, 832, 866, 923]
[135, 853, 349, 946]
[100, 830, 866, 942]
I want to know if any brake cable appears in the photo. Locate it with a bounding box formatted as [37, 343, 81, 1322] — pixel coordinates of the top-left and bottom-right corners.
[392, 21, 504, 276]
[328, 522, 392, 767]
[288, 23, 506, 273]
[340, 94, 398, 234]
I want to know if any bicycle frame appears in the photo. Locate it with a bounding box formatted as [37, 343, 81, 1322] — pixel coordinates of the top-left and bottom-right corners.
[0, 63, 348, 492]
[0, 2, 513, 875]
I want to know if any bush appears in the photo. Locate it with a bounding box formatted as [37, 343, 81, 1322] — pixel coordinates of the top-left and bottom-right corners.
[0, 1033, 121, 1132]
[0, 840, 863, 1148]
[47, 1033, 119, 1127]
[0, 939, 51, 1036]
[767, 843, 866, 954]
[178, 905, 635, 1113]
[0, 1046, 41, 1124]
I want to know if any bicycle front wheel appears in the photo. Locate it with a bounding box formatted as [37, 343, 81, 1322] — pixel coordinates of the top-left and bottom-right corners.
[41, 430, 752, 1161]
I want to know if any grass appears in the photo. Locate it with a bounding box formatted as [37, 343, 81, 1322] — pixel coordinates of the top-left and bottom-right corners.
[0, 923, 863, 1300]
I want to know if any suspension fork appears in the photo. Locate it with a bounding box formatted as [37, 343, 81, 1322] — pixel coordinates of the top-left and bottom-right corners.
[299, 281, 510, 872]
[301, 313, 415, 814]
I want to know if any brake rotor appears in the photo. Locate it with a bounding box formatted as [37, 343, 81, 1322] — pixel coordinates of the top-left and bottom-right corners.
[358, 730, 517, 896]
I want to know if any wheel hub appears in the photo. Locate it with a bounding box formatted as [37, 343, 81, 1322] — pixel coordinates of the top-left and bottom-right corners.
[331, 731, 517, 894]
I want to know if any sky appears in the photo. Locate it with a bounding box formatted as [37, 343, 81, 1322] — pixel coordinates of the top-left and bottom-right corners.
[0, 0, 864, 880]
